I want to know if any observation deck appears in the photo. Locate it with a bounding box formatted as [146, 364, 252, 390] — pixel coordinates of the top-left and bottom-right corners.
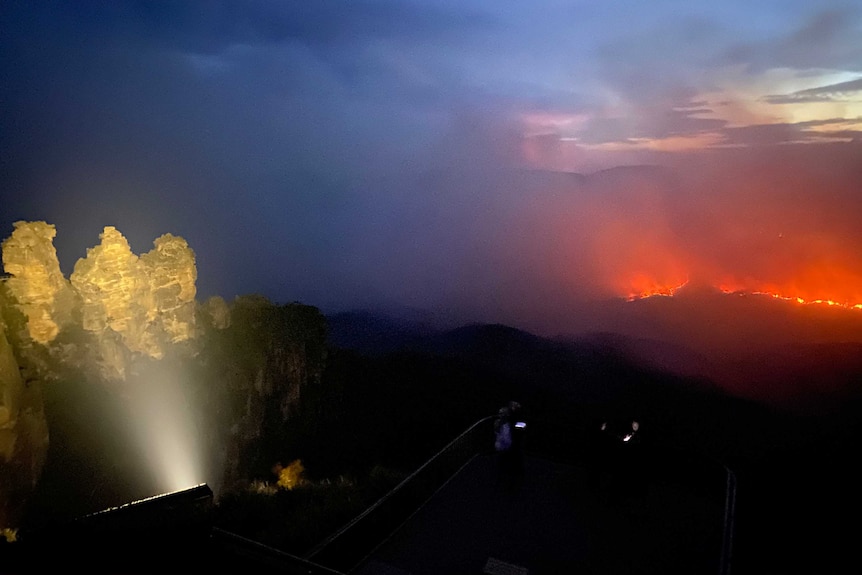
[304, 415, 735, 575]
[6, 415, 734, 574]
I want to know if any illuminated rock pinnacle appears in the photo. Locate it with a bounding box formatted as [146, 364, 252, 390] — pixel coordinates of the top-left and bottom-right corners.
[141, 233, 198, 344]
[1, 222, 201, 375]
[0, 319, 49, 530]
[71, 226, 149, 342]
[0, 222, 206, 526]
[1, 221, 77, 344]
[70, 226, 198, 361]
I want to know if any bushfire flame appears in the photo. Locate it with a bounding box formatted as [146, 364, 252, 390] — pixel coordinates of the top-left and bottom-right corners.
[624, 278, 690, 301]
[628, 279, 862, 311]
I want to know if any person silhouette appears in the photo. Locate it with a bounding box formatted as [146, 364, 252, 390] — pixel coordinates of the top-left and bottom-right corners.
[494, 401, 526, 488]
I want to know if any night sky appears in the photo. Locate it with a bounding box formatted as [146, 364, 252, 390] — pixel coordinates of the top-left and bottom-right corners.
[3, 1, 861, 337]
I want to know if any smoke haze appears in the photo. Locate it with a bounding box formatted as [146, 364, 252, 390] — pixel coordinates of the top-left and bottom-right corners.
[2, 1, 861, 358]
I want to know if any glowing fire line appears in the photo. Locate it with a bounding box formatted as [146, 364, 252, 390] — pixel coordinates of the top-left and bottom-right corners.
[718, 289, 862, 311]
[625, 279, 690, 302]
[627, 282, 862, 311]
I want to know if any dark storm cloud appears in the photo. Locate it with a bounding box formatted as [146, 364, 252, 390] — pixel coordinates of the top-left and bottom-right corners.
[576, 5, 861, 147]
[593, 17, 724, 101]
[719, 119, 862, 146]
[9, 1, 492, 53]
[0, 0, 498, 304]
[2, 0, 862, 340]
[762, 77, 862, 104]
[577, 103, 727, 145]
[721, 8, 862, 73]
[719, 123, 821, 146]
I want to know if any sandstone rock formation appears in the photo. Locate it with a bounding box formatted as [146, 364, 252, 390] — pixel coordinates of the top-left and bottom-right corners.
[0, 221, 329, 531]
[69, 226, 198, 363]
[0, 222, 205, 526]
[3, 221, 202, 365]
[141, 233, 198, 345]
[0, 318, 49, 530]
[1, 222, 77, 345]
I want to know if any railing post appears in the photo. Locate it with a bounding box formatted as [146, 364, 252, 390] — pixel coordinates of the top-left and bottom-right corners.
[305, 415, 497, 572]
[720, 464, 737, 575]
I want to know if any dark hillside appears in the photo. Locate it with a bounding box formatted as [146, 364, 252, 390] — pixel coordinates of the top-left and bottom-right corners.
[325, 310, 439, 356]
[324, 312, 862, 574]
[15, 308, 862, 574]
[326, 317, 771, 459]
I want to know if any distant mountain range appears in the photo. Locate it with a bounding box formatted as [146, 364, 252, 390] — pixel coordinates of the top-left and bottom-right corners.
[324, 296, 862, 575]
[327, 285, 862, 414]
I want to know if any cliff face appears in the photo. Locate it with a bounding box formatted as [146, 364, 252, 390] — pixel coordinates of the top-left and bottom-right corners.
[204, 295, 329, 491]
[1, 222, 76, 345]
[69, 226, 198, 370]
[2, 222, 200, 379]
[0, 221, 328, 529]
[0, 317, 49, 531]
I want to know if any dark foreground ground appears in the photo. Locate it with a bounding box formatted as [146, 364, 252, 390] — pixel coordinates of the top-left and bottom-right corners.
[7, 317, 862, 574]
[350, 453, 728, 575]
[3, 435, 859, 575]
[3, 449, 729, 575]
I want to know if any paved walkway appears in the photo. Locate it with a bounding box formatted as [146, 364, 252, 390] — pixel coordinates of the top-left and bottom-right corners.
[350, 454, 725, 575]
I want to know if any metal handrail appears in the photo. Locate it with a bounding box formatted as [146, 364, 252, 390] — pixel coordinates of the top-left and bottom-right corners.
[305, 413, 736, 575]
[210, 527, 347, 575]
[305, 415, 497, 572]
[720, 464, 737, 575]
